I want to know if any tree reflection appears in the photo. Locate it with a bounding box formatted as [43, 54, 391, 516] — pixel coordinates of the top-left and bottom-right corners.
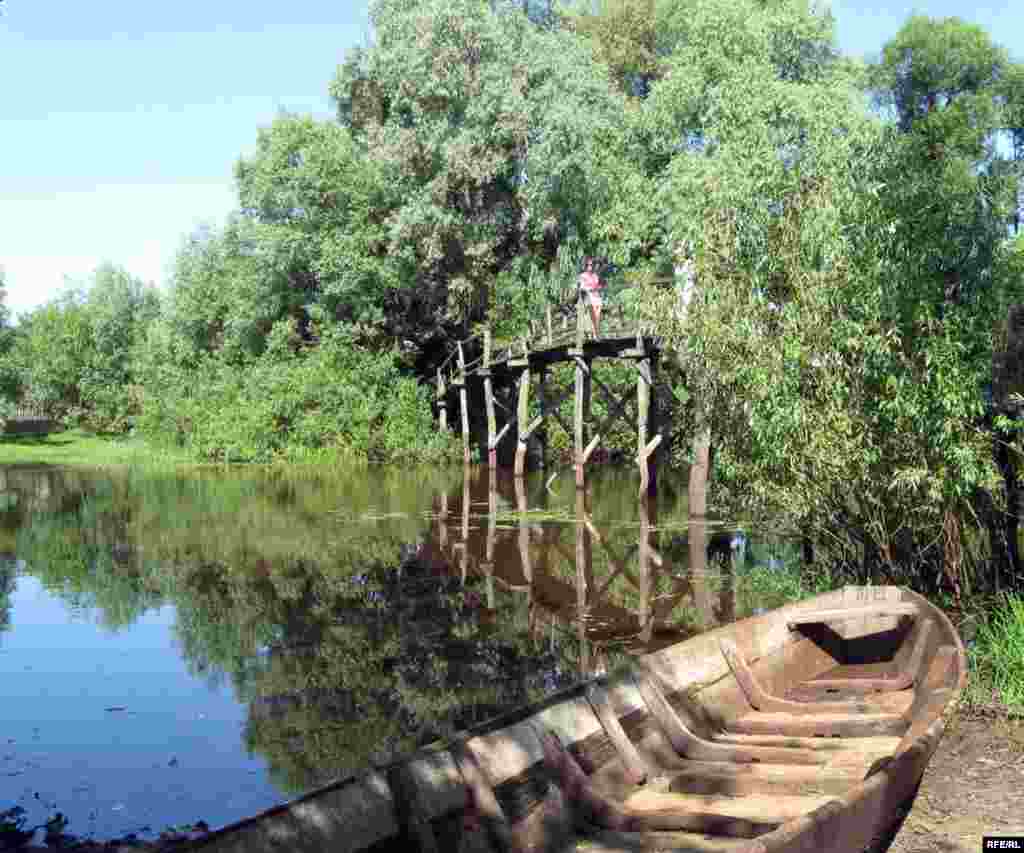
[3, 463, 769, 803]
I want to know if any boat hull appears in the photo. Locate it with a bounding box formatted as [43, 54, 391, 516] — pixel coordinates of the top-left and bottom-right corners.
[186, 585, 966, 853]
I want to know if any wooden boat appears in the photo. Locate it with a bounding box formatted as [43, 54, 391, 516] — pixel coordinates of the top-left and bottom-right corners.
[186, 585, 965, 853]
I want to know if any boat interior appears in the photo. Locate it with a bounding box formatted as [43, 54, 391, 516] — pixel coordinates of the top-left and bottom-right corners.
[191, 586, 965, 853]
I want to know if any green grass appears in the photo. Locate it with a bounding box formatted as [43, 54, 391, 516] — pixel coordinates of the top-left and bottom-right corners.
[0, 428, 193, 468]
[965, 592, 1024, 714]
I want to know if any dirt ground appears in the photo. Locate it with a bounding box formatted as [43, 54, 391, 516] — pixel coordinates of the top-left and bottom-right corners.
[881, 710, 1024, 853]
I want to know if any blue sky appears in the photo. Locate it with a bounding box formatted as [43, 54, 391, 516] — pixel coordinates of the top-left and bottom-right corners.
[0, 0, 1020, 319]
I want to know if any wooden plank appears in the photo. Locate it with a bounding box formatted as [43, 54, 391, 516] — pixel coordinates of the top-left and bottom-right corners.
[452, 740, 518, 853]
[575, 355, 586, 488]
[515, 366, 530, 477]
[386, 764, 439, 853]
[664, 759, 867, 797]
[630, 668, 827, 766]
[726, 711, 908, 738]
[436, 370, 448, 432]
[575, 827, 754, 852]
[623, 788, 832, 833]
[637, 357, 650, 496]
[540, 728, 823, 839]
[786, 604, 919, 627]
[458, 342, 470, 465]
[489, 421, 512, 451]
[718, 639, 876, 715]
[585, 682, 648, 785]
[484, 328, 497, 469]
[520, 415, 544, 441]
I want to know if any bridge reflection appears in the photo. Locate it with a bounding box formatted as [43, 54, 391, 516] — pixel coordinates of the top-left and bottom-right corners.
[422, 467, 741, 678]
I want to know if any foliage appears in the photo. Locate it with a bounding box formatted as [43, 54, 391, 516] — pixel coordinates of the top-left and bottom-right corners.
[968, 593, 1024, 711]
[137, 324, 454, 463]
[3, 265, 159, 432]
[331, 0, 626, 342]
[612, 2, 1024, 595]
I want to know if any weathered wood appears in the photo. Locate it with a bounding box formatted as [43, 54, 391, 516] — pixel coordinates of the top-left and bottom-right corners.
[184, 585, 966, 853]
[786, 604, 919, 628]
[515, 366, 530, 477]
[537, 368, 548, 469]
[631, 667, 827, 765]
[435, 370, 448, 433]
[386, 764, 439, 853]
[647, 354, 661, 496]
[576, 288, 587, 350]
[637, 356, 651, 496]
[457, 343, 470, 465]
[489, 421, 512, 451]
[586, 682, 648, 785]
[575, 356, 586, 488]
[484, 328, 497, 469]
[520, 415, 544, 441]
[451, 741, 518, 853]
[719, 639, 875, 715]
[539, 728, 819, 838]
[591, 373, 637, 443]
[726, 712, 908, 738]
[546, 305, 553, 345]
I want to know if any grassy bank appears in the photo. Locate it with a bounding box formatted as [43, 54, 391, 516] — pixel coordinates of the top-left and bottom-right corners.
[0, 428, 194, 468]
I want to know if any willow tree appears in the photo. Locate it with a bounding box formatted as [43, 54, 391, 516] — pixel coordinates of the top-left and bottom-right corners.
[330, 0, 627, 347]
[612, 1, 1021, 593]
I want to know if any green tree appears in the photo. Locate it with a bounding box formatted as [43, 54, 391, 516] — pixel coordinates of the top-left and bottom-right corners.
[330, 0, 626, 341]
[624, 3, 1024, 594]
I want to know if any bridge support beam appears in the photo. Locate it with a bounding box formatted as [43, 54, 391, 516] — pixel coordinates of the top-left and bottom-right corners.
[457, 343, 470, 465]
[483, 328, 497, 470]
[637, 349, 660, 497]
[574, 355, 591, 488]
[435, 369, 448, 433]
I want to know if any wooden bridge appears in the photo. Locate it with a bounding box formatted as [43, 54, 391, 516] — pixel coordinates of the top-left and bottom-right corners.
[434, 287, 671, 495]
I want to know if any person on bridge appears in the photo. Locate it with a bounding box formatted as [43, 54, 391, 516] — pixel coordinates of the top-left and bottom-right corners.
[578, 257, 604, 340]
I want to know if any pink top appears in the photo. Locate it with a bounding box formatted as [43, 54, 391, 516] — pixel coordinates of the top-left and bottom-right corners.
[579, 270, 602, 292]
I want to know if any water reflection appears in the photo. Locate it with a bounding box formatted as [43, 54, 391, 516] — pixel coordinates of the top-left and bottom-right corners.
[422, 468, 742, 680]
[0, 462, 780, 841]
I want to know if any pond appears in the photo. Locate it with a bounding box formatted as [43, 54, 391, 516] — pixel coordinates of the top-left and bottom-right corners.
[0, 462, 806, 843]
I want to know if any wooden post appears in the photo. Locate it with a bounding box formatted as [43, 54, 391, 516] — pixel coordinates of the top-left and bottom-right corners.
[435, 369, 448, 433]
[537, 367, 548, 470]
[483, 328, 497, 469]
[546, 305, 553, 345]
[574, 357, 587, 488]
[514, 365, 531, 477]
[576, 287, 586, 350]
[638, 352, 650, 496]
[457, 342, 470, 465]
[647, 354, 660, 496]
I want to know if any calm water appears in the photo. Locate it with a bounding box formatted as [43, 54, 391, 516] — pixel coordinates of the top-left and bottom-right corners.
[0, 463, 800, 842]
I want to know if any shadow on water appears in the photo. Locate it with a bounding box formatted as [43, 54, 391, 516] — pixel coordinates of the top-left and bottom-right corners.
[0, 461, 796, 842]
